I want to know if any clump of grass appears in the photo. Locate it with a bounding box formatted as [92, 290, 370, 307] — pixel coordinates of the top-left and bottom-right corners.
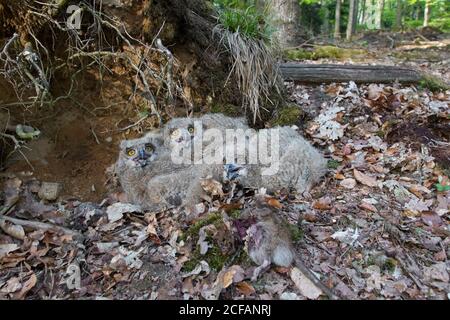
[419, 74, 449, 92]
[214, 6, 283, 123]
[217, 6, 272, 42]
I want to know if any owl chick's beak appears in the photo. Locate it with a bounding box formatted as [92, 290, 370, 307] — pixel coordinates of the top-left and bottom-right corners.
[135, 149, 149, 167]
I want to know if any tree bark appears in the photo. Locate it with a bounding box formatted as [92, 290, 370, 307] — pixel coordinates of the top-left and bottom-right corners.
[334, 0, 342, 39]
[322, 1, 331, 35]
[346, 0, 357, 40]
[374, 0, 384, 29]
[352, 0, 359, 32]
[270, 0, 302, 48]
[279, 63, 423, 84]
[395, 0, 402, 29]
[424, 0, 431, 27]
[359, 0, 366, 25]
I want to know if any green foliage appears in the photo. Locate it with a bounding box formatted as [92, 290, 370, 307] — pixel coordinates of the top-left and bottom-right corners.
[435, 183, 450, 192]
[215, 2, 272, 41]
[419, 75, 450, 92]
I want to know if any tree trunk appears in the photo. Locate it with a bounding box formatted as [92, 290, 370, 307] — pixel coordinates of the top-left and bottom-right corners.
[424, 0, 431, 27]
[270, 0, 301, 48]
[352, 0, 359, 32]
[322, 1, 330, 35]
[395, 0, 402, 29]
[279, 63, 423, 84]
[255, 0, 266, 11]
[346, 0, 356, 40]
[334, 0, 342, 39]
[359, 0, 366, 25]
[374, 0, 384, 29]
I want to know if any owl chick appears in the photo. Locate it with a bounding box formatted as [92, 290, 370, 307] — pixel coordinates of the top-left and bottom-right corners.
[115, 131, 223, 212]
[163, 113, 249, 156]
[222, 126, 328, 196]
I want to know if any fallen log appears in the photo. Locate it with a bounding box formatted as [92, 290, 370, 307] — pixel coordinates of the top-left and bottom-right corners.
[279, 63, 423, 84]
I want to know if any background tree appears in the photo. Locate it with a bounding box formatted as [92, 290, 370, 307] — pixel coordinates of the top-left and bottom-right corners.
[423, 0, 431, 26]
[395, 0, 403, 29]
[270, 0, 302, 48]
[334, 0, 342, 38]
[346, 0, 357, 40]
[375, 0, 385, 28]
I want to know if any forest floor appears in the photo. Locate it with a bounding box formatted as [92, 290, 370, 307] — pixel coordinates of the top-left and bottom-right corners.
[0, 30, 449, 300]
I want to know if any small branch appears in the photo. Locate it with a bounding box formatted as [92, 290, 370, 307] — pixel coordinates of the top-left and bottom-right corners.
[0, 215, 83, 240]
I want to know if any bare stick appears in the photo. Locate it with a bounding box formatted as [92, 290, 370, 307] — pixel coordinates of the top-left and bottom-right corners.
[0, 215, 83, 240]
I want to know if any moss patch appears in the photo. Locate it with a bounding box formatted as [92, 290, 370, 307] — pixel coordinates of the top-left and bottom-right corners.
[285, 223, 303, 243]
[181, 212, 237, 272]
[285, 46, 367, 61]
[210, 103, 242, 117]
[327, 159, 341, 169]
[419, 75, 449, 92]
[183, 243, 230, 272]
[270, 105, 304, 126]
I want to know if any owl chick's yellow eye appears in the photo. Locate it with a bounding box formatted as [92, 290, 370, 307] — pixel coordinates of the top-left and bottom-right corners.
[171, 129, 181, 138]
[188, 126, 195, 134]
[145, 144, 154, 153]
[126, 148, 136, 157]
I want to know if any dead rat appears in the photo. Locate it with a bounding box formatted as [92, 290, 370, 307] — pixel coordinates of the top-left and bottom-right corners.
[236, 194, 339, 300]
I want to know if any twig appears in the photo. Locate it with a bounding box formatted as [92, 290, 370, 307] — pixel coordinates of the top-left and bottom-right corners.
[117, 115, 149, 132]
[0, 215, 83, 240]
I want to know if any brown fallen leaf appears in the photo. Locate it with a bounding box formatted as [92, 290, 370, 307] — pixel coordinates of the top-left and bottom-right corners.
[222, 265, 245, 289]
[313, 197, 332, 210]
[290, 267, 322, 299]
[353, 169, 379, 188]
[335, 173, 345, 180]
[0, 220, 25, 240]
[359, 202, 378, 213]
[236, 281, 255, 296]
[200, 178, 224, 197]
[15, 274, 37, 299]
[267, 198, 283, 209]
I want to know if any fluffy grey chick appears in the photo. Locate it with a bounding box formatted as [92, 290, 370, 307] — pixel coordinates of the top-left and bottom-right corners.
[115, 131, 223, 212]
[163, 113, 249, 156]
[224, 126, 328, 195]
[115, 131, 192, 211]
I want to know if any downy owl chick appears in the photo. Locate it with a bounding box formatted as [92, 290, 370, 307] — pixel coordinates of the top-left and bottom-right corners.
[222, 126, 328, 195]
[115, 131, 191, 211]
[163, 113, 249, 161]
[115, 131, 223, 212]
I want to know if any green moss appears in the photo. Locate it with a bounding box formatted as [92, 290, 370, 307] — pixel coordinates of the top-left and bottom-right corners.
[419, 75, 449, 92]
[375, 130, 385, 139]
[285, 223, 303, 243]
[327, 159, 341, 169]
[229, 210, 241, 219]
[210, 104, 242, 117]
[383, 258, 398, 273]
[284, 46, 367, 61]
[271, 105, 303, 126]
[181, 212, 222, 242]
[181, 212, 235, 272]
[284, 49, 315, 60]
